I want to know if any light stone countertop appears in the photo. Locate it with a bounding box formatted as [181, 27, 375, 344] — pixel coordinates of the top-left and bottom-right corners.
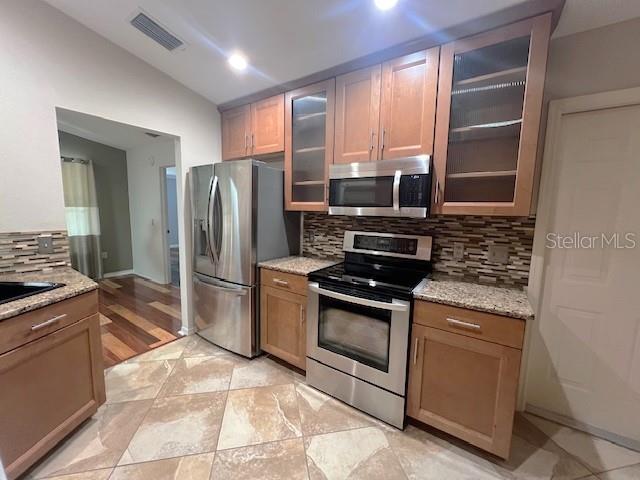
[413, 275, 534, 321]
[258, 256, 340, 276]
[0, 267, 98, 320]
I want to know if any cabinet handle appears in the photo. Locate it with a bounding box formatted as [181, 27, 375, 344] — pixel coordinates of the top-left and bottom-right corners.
[413, 337, 420, 365]
[446, 317, 481, 331]
[251, 133, 255, 150]
[369, 130, 375, 151]
[300, 306, 305, 325]
[31, 314, 67, 331]
[244, 133, 249, 151]
[381, 128, 386, 151]
[434, 178, 440, 205]
[272, 278, 289, 287]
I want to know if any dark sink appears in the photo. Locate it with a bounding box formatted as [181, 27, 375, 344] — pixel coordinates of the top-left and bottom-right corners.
[0, 282, 65, 305]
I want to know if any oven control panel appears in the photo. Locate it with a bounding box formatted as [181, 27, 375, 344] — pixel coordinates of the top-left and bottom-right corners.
[344, 231, 433, 261]
[353, 235, 418, 255]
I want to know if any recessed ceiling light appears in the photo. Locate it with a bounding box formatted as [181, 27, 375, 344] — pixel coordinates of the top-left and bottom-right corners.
[374, 0, 398, 10]
[228, 53, 248, 71]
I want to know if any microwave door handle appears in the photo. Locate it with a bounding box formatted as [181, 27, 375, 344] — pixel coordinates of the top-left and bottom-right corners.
[207, 175, 220, 264]
[392, 170, 401, 211]
[308, 282, 409, 312]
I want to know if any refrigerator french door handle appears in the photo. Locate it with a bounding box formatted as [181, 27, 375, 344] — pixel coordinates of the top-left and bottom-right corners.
[207, 175, 220, 264]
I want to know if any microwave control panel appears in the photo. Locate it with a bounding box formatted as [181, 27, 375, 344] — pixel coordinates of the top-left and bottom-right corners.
[399, 174, 430, 207]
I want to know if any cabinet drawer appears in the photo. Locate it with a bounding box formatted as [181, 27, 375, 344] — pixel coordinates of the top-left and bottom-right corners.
[261, 269, 308, 296]
[0, 290, 98, 355]
[413, 300, 524, 349]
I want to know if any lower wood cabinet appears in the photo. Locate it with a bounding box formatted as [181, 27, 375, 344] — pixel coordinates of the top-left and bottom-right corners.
[260, 285, 307, 370]
[408, 302, 524, 459]
[0, 293, 105, 480]
[260, 268, 308, 370]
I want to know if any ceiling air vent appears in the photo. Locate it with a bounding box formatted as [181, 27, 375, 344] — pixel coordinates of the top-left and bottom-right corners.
[130, 12, 183, 51]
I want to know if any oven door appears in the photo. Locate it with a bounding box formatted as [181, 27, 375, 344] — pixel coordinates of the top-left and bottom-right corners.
[307, 282, 410, 395]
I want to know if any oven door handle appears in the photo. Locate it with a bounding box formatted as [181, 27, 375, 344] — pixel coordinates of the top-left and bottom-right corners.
[308, 282, 409, 312]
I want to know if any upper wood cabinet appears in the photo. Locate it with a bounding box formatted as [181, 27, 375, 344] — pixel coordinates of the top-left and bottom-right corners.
[432, 14, 551, 215]
[334, 65, 382, 163]
[222, 94, 285, 161]
[379, 48, 439, 160]
[285, 79, 335, 211]
[221, 104, 250, 161]
[251, 94, 285, 156]
[334, 49, 439, 164]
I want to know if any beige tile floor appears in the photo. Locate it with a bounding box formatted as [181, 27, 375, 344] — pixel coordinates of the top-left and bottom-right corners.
[24, 335, 640, 480]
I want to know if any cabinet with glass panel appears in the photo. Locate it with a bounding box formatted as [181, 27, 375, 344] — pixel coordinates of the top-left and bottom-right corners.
[284, 79, 335, 211]
[433, 14, 551, 216]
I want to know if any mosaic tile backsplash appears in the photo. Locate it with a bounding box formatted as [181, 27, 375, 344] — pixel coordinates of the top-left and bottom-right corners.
[0, 231, 71, 274]
[302, 213, 535, 287]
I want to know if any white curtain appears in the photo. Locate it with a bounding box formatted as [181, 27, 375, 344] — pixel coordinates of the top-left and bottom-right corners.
[61, 157, 103, 279]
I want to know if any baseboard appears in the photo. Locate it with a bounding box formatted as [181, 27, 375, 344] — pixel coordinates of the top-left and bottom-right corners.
[179, 325, 195, 336]
[103, 269, 134, 278]
[525, 404, 640, 452]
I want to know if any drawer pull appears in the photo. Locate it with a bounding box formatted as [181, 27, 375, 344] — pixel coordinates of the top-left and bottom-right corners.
[272, 278, 289, 287]
[31, 314, 67, 331]
[446, 317, 481, 331]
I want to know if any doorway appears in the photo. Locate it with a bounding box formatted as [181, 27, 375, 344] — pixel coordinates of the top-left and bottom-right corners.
[56, 108, 184, 368]
[525, 88, 640, 450]
[162, 166, 180, 287]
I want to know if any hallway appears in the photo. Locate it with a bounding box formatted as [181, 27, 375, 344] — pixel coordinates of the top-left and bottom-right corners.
[98, 275, 182, 368]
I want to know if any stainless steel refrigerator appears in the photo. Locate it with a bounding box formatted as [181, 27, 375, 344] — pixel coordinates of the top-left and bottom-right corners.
[190, 159, 300, 357]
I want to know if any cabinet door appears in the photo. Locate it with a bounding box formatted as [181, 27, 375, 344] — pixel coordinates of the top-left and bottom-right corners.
[250, 94, 285, 156]
[433, 14, 551, 215]
[285, 79, 335, 211]
[0, 315, 105, 479]
[221, 104, 250, 160]
[379, 48, 439, 160]
[407, 324, 521, 458]
[334, 65, 381, 164]
[260, 285, 306, 370]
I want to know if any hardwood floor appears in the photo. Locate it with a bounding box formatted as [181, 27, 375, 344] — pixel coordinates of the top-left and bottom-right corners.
[98, 275, 182, 368]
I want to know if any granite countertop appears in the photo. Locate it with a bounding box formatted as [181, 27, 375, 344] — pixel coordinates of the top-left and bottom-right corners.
[413, 275, 534, 321]
[259, 256, 340, 276]
[0, 267, 98, 321]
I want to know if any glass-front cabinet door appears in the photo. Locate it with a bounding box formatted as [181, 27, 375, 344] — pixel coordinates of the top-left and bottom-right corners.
[433, 14, 551, 216]
[285, 79, 335, 211]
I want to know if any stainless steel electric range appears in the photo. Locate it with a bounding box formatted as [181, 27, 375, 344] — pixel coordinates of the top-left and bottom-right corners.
[306, 230, 432, 428]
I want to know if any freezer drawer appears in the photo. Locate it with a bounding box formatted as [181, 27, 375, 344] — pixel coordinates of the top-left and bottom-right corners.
[192, 273, 256, 357]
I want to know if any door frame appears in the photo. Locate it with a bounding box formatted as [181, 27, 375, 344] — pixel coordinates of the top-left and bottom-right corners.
[159, 165, 178, 285]
[520, 86, 640, 446]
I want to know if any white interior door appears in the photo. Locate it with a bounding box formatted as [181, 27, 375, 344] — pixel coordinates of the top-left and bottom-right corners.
[526, 97, 640, 448]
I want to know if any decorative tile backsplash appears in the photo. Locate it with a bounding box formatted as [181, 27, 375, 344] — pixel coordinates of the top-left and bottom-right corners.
[302, 213, 535, 287]
[0, 231, 71, 274]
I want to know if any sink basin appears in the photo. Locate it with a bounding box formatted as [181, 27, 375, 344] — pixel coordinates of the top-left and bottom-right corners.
[0, 281, 65, 305]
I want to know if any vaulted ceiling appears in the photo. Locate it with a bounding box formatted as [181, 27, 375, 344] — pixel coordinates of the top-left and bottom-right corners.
[45, 0, 640, 105]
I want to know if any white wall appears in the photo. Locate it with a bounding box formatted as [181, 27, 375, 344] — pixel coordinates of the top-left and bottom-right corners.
[127, 139, 176, 284]
[0, 0, 222, 332]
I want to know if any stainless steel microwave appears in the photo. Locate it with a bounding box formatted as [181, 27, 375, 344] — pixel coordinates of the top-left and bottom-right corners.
[328, 156, 432, 217]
